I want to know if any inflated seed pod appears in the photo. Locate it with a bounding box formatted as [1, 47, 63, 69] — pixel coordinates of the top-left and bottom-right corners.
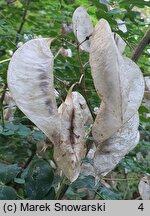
[72, 6, 93, 52]
[90, 19, 144, 176]
[55, 91, 93, 182]
[8, 38, 60, 145]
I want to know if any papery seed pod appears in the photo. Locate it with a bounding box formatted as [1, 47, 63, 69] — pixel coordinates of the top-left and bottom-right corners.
[61, 23, 73, 35]
[59, 47, 72, 58]
[90, 19, 144, 176]
[139, 176, 150, 200]
[114, 20, 127, 54]
[94, 112, 140, 176]
[54, 91, 93, 182]
[144, 76, 150, 110]
[72, 6, 93, 52]
[8, 38, 60, 145]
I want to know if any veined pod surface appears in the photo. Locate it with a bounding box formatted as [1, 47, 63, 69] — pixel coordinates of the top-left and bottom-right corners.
[8, 42, 93, 182]
[144, 76, 150, 111]
[90, 19, 144, 176]
[8, 38, 60, 145]
[54, 91, 93, 182]
[72, 6, 93, 52]
[114, 20, 127, 54]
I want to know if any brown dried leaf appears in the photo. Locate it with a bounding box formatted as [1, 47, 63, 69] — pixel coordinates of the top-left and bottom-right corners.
[7, 38, 60, 145]
[72, 6, 93, 52]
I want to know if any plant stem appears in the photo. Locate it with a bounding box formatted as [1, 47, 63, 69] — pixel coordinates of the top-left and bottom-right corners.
[102, 177, 140, 181]
[76, 46, 95, 120]
[17, 194, 24, 200]
[56, 177, 69, 200]
[0, 83, 7, 128]
[15, 0, 31, 44]
[132, 27, 150, 62]
[0, 84, 7, 105]
[0, 58, 11, 64]
[59, 38, 77, 48]
[22, 148, 36, 169]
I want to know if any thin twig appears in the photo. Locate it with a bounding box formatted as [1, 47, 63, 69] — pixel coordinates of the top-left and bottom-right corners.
[123, 173, 129, 199]
[17, 194, 24, 200]
[77, 34, 92, 48]
[59, 38, 77, 48]
[77, 44, 95, 119]
[15, 0, 31, 44]
[143, 73, 150, 77]
[0, 58, 11, 64]
[102, 177, 140, 181]
[56, 177, 69, 200]
[22, 149, 36, 169]
[0, 83, 7, 127]
[54, 75, 69, 86]
[0, 83, 7, 105]
[132, 27, 150, 62]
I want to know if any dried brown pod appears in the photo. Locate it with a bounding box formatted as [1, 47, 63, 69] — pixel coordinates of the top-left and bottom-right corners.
[54, 91, 93, 182]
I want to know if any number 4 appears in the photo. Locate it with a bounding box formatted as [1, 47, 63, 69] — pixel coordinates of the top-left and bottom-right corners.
[138, 203, 144, 211]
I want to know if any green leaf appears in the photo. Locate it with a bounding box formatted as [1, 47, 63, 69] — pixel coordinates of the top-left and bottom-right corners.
[32, 130, 45, 141]
[25, 159, 54, 199]
[71, 176, 95, 190]
[17, 124, 31, 136]
[0, 20, 5, 26]
[42, 187, 56, 200]
[96, 9, 117, 25]
[14, 178, 25, 184]
[99, 0, 110, 5]
[98, 186, 122, 200]
[1, 122, 19, 136]
[0, 185, 17, 200]
[119, 0, 150, 7]
[0, 163, 21, 184]
[140, 115, 150, 123]
[0, 125, 3, 133]
[107, 9, 123, 14]
[139, 105, 149, 114]
[92, 0, 108, 11]
[66, 187, 81, 200]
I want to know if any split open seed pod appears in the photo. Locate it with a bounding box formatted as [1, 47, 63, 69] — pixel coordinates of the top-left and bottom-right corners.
[55, 90, 93, 182]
